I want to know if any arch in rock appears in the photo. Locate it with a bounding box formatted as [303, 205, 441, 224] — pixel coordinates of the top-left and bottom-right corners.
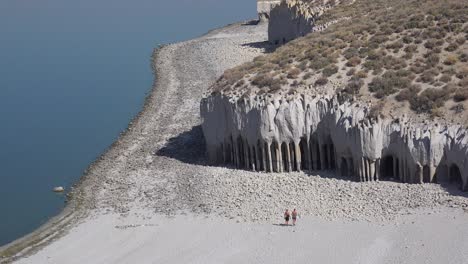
[257, 140, 264, 171]
[449, 164, 463, 190]
[423, 165, 431, 183]
[322, 144, 329, 170]
[225, 143, 232, 164]
[299, 138, 308, 170]
[380, 155, 396, 180]
[435, 164, 449, 183]
[281, 142, 289, 172]
[330, 142, 336, 170]
[247, 143, 253, 170]
[251, 146, 257, 171]
[315, 142, 322, 170]
[271, 141, 279, 172]
[340, 157, 349, 177]
[237, 136, 244, 168]
[290, 142, 297, 171]
[395, 158, 400, 181]
[349, 157, 355, 178]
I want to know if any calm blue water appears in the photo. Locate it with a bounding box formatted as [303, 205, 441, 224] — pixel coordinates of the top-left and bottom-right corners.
[0, 0, 255, 246]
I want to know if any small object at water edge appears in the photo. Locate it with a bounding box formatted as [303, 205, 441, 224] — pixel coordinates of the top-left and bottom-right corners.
[53, 186, 65, 193]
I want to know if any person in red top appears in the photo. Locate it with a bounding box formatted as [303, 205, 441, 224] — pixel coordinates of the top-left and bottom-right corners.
[292, 208, 298, 226]
[284, 209, 290, 225]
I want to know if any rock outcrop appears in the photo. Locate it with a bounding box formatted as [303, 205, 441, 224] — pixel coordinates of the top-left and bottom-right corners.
[257, 0, 282, 22]
[268, 0, 347, 44]
[201, 91, 468, 191]
[200, 0, 468, 192]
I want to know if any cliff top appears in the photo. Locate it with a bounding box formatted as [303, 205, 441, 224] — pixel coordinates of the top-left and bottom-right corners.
[211, 0, 468, 125]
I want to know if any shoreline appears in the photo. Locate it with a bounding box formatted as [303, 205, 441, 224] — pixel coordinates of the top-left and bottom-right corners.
[0, 20, 260, 262]
[2, 17, 468, 263]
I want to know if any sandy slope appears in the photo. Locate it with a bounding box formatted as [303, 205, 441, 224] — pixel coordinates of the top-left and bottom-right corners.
[5, 21, 468, 264]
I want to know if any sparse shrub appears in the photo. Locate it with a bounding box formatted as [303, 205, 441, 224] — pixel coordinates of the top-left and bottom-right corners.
[404, 44, 418, 53]
[343, 47, 359, 59]
[410, 88, 450, 113]
[445, 42, 459, 52]
[344, 76, 363, 95]
[450, 104, 465, 113]
[315, 76, 328, 86]
[459, 53, 468, 63]
[235, 79, 245, 87]
[309, 56, 333, 70]
[322, 65, 339, 77]
[303, 72, 313, 80]
[386, 40, 404, 52]
[368, 103, 384, 120]
[456, 67, 468, 79]
[384, 56, 407, 70]
[369, 71, 411, 98]
[444, 55, 458, 65]
[355, 71, 368, 79]
[459, 77, 468, 88]
[346, 68, 356, 76]
[455, 37, 466, 45]
[424, 39, 437, 49]
[439, 74, 452, 83]
[419, 69, 438, 83]
[425, 53, 440, 67]
[287, 68, 301, 79]
[402, 35, 414, 44]
[346, 56, 361, 67]
[396, 85, 422, 101]
[252, 74, 275, 88]
[453, 89, 468, 102]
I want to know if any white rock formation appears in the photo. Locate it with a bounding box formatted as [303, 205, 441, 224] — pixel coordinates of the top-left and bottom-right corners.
[201, 92, 468, 191]
[268, 0, 349, 44]
[257, 0, 282, 21]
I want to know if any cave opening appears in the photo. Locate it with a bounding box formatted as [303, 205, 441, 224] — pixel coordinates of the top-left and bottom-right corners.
[290, 142, 297, 171]
[341, 157, 348, 177]
[380, 156, 395, 180]
[281, 142, 288, 172]
[257, 140, 264, 171]
[271, 142, 278, 172]
[449, 164, 463, 190]
[299, 138, 308, 170]
[237, 136, 244, 168]
[423, 165, 431, 183]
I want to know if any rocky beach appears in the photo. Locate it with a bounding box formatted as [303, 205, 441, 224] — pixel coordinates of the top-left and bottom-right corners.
[2, 20, 468, 264]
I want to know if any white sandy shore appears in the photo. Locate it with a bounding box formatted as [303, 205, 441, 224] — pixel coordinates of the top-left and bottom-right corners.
[2, 21, 468, 264]
[16, 209, 468, 264]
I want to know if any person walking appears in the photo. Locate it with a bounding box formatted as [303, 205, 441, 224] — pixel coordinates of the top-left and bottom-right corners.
[284, 209, 290, 225]
[292, 208, 298, 226]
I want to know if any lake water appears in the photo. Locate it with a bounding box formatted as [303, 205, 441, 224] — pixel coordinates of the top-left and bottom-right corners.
[0, 0, 256, 246]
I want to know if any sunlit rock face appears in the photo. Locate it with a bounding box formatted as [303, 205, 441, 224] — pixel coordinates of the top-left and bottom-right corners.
[201, 92, 468, 191]
[257, 0, 282, 21]
[268, 0, 348, 44]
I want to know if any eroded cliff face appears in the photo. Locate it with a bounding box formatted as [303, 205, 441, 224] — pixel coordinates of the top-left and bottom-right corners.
[268, 0, 347, 44]
[257, 0, 282, 21]
[201, 92, 468, 191]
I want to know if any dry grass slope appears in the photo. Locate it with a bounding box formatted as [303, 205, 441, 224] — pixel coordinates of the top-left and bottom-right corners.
[212, 0, 467, 120]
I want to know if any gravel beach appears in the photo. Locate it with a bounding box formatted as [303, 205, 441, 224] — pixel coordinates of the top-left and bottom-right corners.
[3, 21, 468, 264]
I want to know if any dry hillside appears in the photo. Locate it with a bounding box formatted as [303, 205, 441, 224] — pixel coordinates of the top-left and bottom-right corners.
[212, 0, 468, 124]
